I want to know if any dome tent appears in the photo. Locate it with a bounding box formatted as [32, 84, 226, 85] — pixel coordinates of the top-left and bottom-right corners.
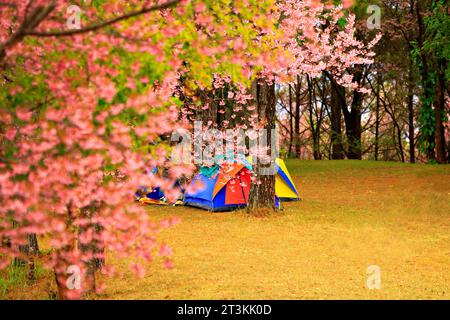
[183, 161, 252, 211]
[274, 158, 300, 201]
[246, 156, 300, 202]
[183, 158, 299, 212]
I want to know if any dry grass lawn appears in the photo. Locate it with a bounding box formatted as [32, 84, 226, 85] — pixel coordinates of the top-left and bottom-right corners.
[103, 160, 450, 299]
[3, 160, 450, 299]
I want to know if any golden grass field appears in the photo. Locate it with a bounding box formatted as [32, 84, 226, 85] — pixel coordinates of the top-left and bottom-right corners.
[2, 160, 450, 299]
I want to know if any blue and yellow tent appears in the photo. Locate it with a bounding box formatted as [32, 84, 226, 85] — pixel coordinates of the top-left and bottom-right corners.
[274, 158, 300, 201]
[246, 156, 300, 202]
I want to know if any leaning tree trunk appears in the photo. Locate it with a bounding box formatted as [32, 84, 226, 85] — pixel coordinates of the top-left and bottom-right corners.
[247, 79, 277, 211]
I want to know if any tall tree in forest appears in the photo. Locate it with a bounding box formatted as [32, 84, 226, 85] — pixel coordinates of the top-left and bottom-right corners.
[411, 0, 449, 163]
[422, 0, 449, 163]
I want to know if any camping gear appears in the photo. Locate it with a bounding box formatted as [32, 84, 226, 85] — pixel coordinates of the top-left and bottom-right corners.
[183, 158, 299, 211]
[183, 161, 252, 211]
[134, 168, 184, 205]
[135, 186, 168, 205]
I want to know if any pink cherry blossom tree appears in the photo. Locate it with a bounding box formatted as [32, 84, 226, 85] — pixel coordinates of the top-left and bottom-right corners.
[0, 0, 278, 299]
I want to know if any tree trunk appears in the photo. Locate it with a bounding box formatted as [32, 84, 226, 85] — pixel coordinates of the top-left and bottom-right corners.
[78, 202, 105, 296]
[327, 72, 361, 160]
[248, 79, 277, 211]
[407, 92, 415, 163]
[416, 1, 435, 161]
[294, 76, 301, 159]
[12, 233, 39, 281]
[447, 140, 450, 163]
[10, 218, 39, 280]
[288, 84, 294, 157]
[375, 85, 380, 161]
[344, 110, 362, 160]
[330, 79, 345, 159]
[378, 84, 405, 163]
[54, 253, 83, 300]
[342, 69, 363, 160]
[407, 62, 416, 163]
[307, 76, 322, 160]
[395, 122, 405, 163]
[78, 207, 96, 296]
[435, 66, 446, 163]
[26, 234, 39, 281]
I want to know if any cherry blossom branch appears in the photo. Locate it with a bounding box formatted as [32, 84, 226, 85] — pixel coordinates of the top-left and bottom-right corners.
[0, 2, 17, 8]
[0, 0, 180, 63]
[24, 0, 181, 37]
[0, 2, 57, 62]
